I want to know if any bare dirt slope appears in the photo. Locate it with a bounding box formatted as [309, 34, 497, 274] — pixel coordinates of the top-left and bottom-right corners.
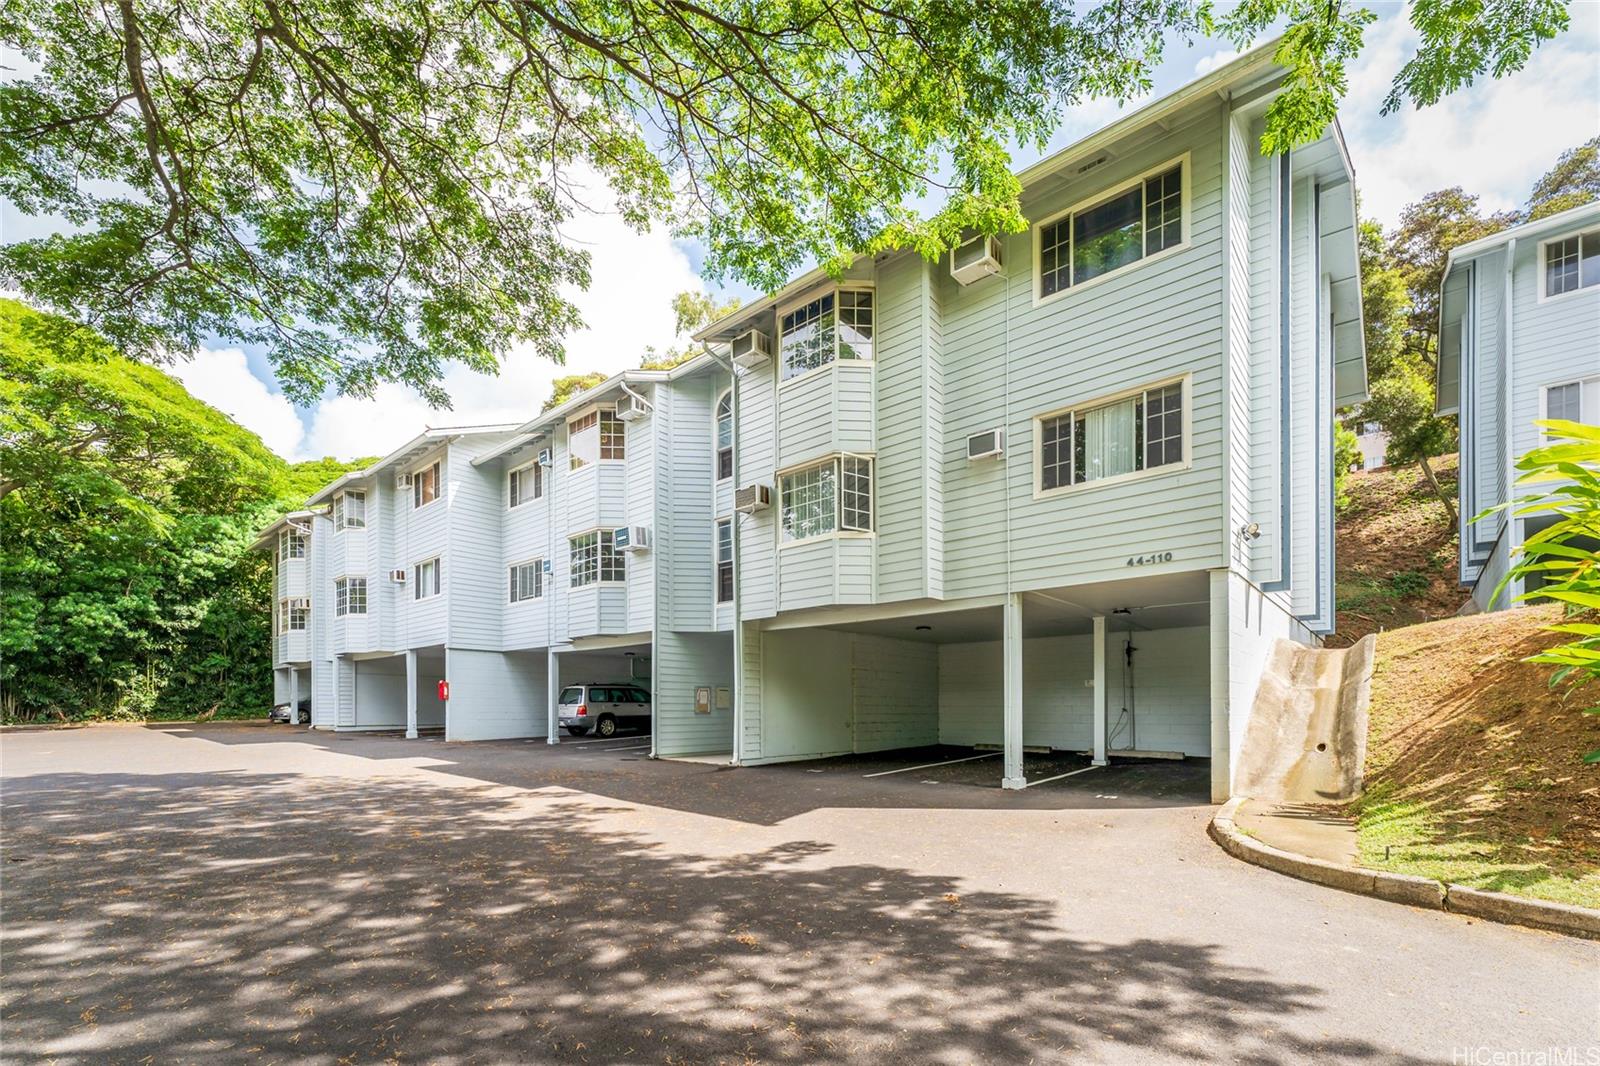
[1329, 454, 1463, 647]
[1354, 606, 1600, 908]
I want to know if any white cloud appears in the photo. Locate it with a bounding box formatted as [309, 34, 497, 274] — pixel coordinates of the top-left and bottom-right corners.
[297, 177, 705, 463]
[1338, 5, 1600, 228]
[172, 346, 306, 459]
[1193, 48, 1240, 77]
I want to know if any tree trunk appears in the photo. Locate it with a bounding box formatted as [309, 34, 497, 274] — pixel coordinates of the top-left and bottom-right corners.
[1417, 454, 1457, 526]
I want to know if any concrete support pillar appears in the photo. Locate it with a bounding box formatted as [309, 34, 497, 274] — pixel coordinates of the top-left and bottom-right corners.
[405, 650, 419, 740]
[1092, 615, 1109, 766]
[1001, 592, 1026, 790]
[1208, 569, 1232, 804]
[546, 648, 561, 744]
[288, 667, 301, 727]
[331, 656, 343, 727]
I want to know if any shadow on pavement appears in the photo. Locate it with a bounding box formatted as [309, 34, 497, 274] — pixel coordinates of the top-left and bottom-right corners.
[1, 769, 1427, 1065]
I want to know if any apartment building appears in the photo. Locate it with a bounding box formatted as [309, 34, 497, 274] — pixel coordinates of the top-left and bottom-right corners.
[696, 42, 1365, 800]
[1436, 202, 1600, 611]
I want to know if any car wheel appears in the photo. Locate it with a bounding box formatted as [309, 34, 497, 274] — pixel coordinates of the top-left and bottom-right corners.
[565, 726, 589, 737]
[596, 714, 617, 738]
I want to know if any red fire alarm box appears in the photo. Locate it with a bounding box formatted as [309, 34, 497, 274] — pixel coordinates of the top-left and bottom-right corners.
[437, 679, 449, 701]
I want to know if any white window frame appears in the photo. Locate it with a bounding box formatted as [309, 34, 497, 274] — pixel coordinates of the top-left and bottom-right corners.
[776, 453, 875, 546]
[1031, 374, 1193, 500]
[1537, 227, 1600, 302]
[508, 461, 543, 508]
[1031, 153, 1191, 308]
[1541, 374, 1599, 423]
[412, 556, 442, 600]
[508, 558, 544, 604]
[714, 389, 734, 482]
[412, 459, 441, 509]
[775, 284, 875, 387]
[567, 406, 625, 471]
[279, 598, 309, 631]
[333, 490, 366, 532]
[278, 528, 307, 560]
[334, 576, 368, 617]
[568, 529, 626, 588]
[714, 517, 734, 605]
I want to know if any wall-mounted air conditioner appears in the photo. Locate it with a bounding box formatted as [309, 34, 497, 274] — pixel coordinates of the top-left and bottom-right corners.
[731, 329, 772, 369]
[395, 472, 413, 489]
[614, 525, 651, 552]
[289, 597, 310, 610]
[617, 393, 649, 422]
[950, 234, 1003, 285]
[389, 568, 408, 583]
[536, 447, 552, 467]
[966, 428, 1005, 461]
[734, 484, 771, 513]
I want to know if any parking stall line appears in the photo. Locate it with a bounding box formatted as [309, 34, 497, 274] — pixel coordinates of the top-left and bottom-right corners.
[861, 751, 1000, 778]
[1021, 765, 1101, 789]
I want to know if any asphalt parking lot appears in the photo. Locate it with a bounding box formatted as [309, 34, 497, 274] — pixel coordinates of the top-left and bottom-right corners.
[2, 723, 1593, 1064]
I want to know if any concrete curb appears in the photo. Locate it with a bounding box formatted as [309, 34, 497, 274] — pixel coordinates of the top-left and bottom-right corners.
[1209, 797, 1600, 941]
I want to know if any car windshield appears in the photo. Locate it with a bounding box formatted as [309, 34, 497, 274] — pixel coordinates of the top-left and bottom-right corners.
[558, 686, 583, 705]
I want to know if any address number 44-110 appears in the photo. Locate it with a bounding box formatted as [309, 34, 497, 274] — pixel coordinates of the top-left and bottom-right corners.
[1126, 551, 1173, 567]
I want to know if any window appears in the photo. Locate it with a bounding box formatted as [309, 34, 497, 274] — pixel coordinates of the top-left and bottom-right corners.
[334, 577, 367, 617]
[779, 288, 873, 381]
[779, 455, 874, 542]
[569, 409, 625, 469]
[1545, 376, 1598, 423]
[278, 529, 306, 559]
[1037, 159, 1185, 300]
[508, 559, 544, 603]
[569, 530, 625, 587]
[508, 462, 542, 507]
[413, 557, 441, 600]
[279, 599, 309, 631]
[333, 491, 366, 531]
[715, 518, 734, 604]
[1545, 230, 1600, 297]
[715, 391, 734, 480]
[1038, 380, 1186, 492]
[413, 461, 440, 508]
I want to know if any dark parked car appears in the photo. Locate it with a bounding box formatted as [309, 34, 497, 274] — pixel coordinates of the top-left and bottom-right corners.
[269, 697, 310, 724]
[558, 683, 651, 737]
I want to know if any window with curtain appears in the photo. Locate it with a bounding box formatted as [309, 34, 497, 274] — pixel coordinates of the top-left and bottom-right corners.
[413, 461, 440, 508]
[1038, 381, 1185, 491]
[1038, 160, 1185, 299]
[413, 557, 441, 599]
[508, 560, 543, 603]
[509, 462, 542, 507]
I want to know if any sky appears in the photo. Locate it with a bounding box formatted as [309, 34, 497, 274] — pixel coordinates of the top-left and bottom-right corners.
[5, 4, 1598, 463]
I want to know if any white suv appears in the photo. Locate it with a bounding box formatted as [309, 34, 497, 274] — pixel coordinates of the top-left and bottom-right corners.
[557, 683, 651, 737]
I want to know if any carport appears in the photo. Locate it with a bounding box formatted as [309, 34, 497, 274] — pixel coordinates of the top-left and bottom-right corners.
[340, 649, 444, 734]
[544, 636, 652, 743]
[742, 571, 1217, 790]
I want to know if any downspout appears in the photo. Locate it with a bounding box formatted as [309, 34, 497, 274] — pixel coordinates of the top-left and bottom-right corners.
[619, 379, 655, 414]
[1502, 237, 1519, 603]
[701, 344, 742, 764]
[544, 432, 559, 743]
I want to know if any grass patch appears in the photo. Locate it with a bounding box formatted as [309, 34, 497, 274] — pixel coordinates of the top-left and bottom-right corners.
[1351, 608, 1600, 910]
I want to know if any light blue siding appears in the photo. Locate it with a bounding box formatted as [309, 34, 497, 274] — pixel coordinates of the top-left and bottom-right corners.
[653, 629, 734, 756]
[446, 648, 546, 741]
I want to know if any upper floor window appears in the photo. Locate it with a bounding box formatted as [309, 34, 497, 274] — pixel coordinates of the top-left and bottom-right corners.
[1544, 376, 1598, 423]
[779, 288, 873, 381]
[509, 559, 544, 603]
[569, 409, 625, 469]
[333, 490, 366, 531]
[779, 455, 873, 542]
[334, 577, 367, 617]
[1037, 378, 1187, 494]
[278, 528, 306, 559]
[1544, 229, 1600, 297]
[508, 462, 542, 507]
[715, 391, 733, 480]
[279, 598, 309, 631]
[715, 518, 734, 603]
[413, 460, 440, 508]
[413, 556, 441, 600]
[569, 529, 625, 587]
[1036, 157, 1186, 301]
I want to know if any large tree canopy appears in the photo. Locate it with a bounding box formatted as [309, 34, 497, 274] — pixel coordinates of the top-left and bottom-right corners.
[0, 0, 1576, 403]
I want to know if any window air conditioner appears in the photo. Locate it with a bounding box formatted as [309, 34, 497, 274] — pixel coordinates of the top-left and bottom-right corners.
[536, 447, 552, 467]
[734, 484, 771, 513]
[730, 329, 772, 369]
[966, 428, 1005, 461]
[617, 393, 649, 422]
[289, 597, 310, 609]
[950, 234, 1003, 285]
[395, 472, 413, 489]
[389, 568, 408, 583]
[614, 525, 651, 552]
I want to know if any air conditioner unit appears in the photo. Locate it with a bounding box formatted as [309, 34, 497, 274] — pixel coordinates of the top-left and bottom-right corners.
[734, 484, 771, 514]
[536, 447, 552, 467]
[614, 525, 651, 552]
[617, 393, 649, 422]
[966, 427, 1005, 461]
[541, 559, 553, 575]
[395, 472, 413, 489]
[289, 597, 310, 610]
[389, 568, 408, 583]
[730, 328, 772, 369]
[950, 234, 1003, 285]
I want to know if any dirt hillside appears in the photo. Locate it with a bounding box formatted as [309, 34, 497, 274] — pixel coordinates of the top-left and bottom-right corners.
[1354, 606, 1600, 908]
[1330, 455, 1463, 647]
